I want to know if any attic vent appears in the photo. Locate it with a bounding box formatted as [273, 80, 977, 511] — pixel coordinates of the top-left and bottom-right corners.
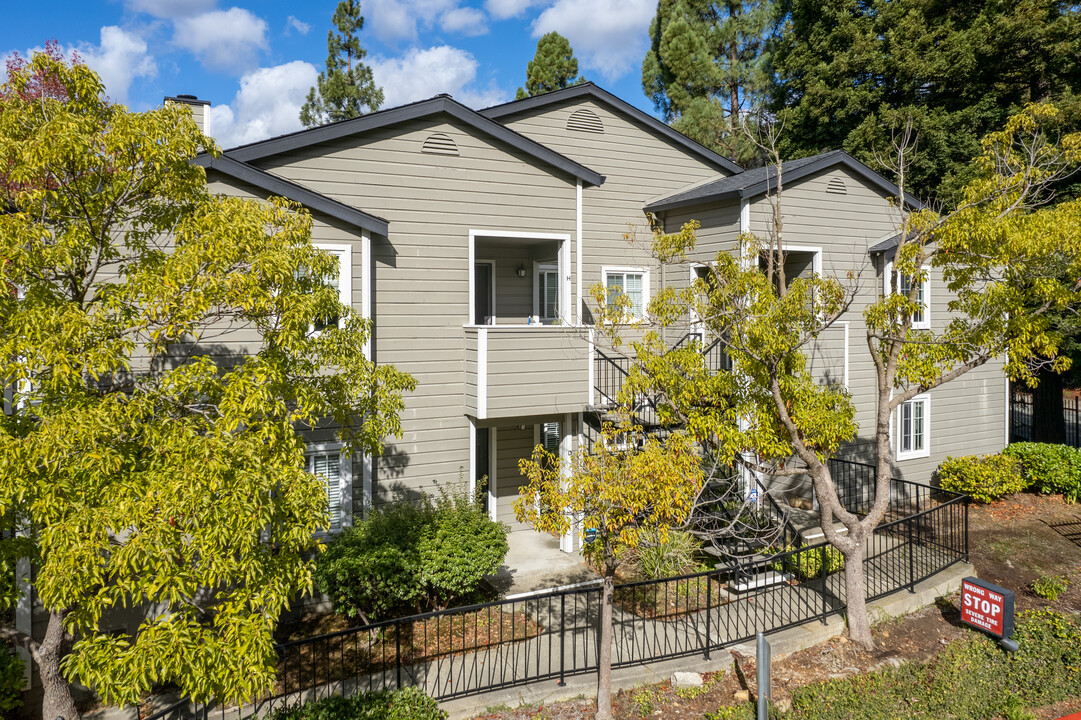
[422, 133, 459, 156]
[567, 108, 604, 134]
[826, 176, 848, 194]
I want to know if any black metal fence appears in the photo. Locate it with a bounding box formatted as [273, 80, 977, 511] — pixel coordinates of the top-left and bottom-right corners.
[1010, 390, 1081, 447]
[143, 463, 968, 720]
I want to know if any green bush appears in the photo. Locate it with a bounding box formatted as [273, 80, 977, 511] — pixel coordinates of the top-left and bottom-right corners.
[0, 646, 23, 715]
[1031, 574, 1069, 601]
[265, 687, 446, 720]
[315, 490, 508, 621]
[788, 610, 1081, 720]
[1003, 442, 1081, 502]
[936, 453, 1027, 503]
[768, 544, 845, 581]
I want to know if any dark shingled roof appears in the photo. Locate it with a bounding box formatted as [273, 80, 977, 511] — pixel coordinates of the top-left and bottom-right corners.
[479, 82, 743, 176]
[644, 150, 923, 213]
[208, 94, 605, 187]
[196, 154, 390, 236]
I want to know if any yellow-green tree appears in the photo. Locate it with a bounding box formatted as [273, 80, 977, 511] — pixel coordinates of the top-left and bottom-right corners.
[623, 103, 1081, 650]
[0, 52, 415, 719]
[515, 424, 703, 720]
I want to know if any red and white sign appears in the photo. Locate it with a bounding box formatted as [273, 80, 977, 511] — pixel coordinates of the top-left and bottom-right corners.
[961, 577, 1014, 639]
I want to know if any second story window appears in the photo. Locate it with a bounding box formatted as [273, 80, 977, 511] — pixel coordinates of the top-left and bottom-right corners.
[603, 267, 648, 321]
[538, 264, 559, 321]
[310, 244, 352, 333]
[885, 260, 930, 330]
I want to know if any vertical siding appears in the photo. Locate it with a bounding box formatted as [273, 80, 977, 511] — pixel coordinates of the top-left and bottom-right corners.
[498, 98, 731, 325]
[254, 116, 578, 507]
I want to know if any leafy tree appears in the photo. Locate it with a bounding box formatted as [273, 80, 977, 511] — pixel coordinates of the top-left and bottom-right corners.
[624, 104, 1081, 649]
[642, 0, 779, 162]
[0, 52, 415, 719]
[772, 0, 1081, 205]
[515, 424, 703, 720]
[300, 0, 383, 128]
[515, 32, 585, 100]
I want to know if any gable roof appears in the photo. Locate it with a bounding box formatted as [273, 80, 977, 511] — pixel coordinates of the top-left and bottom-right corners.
[644, 150, 924, 214]
[197, 154, 390, 236]
[478, 82, 744, 176]
[215, 94, 605, 187]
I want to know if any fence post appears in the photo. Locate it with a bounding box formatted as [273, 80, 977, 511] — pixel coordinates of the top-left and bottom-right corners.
[704, 571, 712, 661]
[557, 593, 566, 686]
[963, 496, 970, 561]
[821, 569, 828, 625]
[395, 619, 402, 690]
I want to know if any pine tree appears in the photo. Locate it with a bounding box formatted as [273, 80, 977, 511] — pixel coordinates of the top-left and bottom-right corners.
[642, 0, 779, 159]
[300, 0, 383, 128]
[515, 32, 585, 100]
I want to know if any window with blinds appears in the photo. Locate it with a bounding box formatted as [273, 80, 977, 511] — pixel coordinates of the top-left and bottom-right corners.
[541, 421, 561, 454]
[605, 270, 645, 318]
[538, 265, 559, 320]
[307, 451, 342, 532]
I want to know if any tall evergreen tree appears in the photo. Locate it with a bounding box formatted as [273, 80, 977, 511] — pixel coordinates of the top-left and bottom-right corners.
[300, 0, 383, 128]
[642, 0, 779, 162]
[772, 0, 1081, 205]
[515, 32, 585, 100]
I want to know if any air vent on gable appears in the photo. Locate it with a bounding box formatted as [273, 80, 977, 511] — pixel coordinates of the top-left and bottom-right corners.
[422, 133, 459, 156]
[826, 176, 848, 194]
[567, 108, 604, 134]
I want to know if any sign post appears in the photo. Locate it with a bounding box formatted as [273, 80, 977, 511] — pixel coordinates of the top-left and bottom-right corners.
[960, 577, 1017, 652]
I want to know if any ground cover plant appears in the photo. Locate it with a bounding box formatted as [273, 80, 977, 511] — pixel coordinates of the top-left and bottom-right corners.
[265, 687, 446, 720]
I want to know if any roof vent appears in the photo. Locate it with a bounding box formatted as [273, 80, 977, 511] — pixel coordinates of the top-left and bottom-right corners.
[422, 132, 459, 156]
[826, 176, 848, 194]
[567, 108, 603, 134]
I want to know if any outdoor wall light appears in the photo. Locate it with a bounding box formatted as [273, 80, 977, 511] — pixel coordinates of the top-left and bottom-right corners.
[516, 264, 527, 278]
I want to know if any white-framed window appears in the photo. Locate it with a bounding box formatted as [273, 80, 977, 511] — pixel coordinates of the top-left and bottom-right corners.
[306, 443, 353, 533]
[895, 394, 930, 460]
[602, 267, 649, 321]
[310, 243, 353, 333]
[884, 260, 930, 330]
[541, 421, 561, 454]
[536, 263, 560, 322]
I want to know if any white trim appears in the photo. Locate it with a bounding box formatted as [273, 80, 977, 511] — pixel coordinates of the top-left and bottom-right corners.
[576, 180, 583, 325]
[469, 229, 572, 241]
[360, 230, 371, 360]
[477, 327, 488, 419]
[843, 321, 850, 388]
[560, 412, 574, 553]
[305, 441, 353, 532]
[1004, 354, 1011, 449]
[689, 263, 707, 340]
[561, 235, 572, 325]
[884, 260, 930, 330]
[739, 199, 753, 270]
[312, 243, 352, 332]
[489, 426, 498, 521]
[601, 265, 650, 321]
[474, 258, 496, 325]
[895, 393, 931, 460]
[588, 327, 595, 406]
[534, 261, 560, 321]
[362, 452, 372, 520]
[468, 229, 571, 326]
[469, 418, 477, 499]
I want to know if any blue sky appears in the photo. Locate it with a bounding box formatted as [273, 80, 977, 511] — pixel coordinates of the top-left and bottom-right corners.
[2, 0, 661, 148]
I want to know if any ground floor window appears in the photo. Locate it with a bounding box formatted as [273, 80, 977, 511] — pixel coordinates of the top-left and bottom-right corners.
[896, 395, 930, 460]
[306, 446, 351, 532]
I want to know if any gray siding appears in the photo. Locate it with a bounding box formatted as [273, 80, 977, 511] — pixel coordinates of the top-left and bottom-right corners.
[493, 424, 534, 531]
[499, 98, 729, 325]
[662, 201, 742, 266]
[480, 327, 590, 419]
[254, 116, 578, 507]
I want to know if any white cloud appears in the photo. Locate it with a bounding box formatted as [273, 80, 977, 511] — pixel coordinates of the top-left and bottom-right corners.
[80, 26, 158, 103]
[207, 60, 317, 148]
[173, 7, 268, 73]
[532, 0, 654, 80]
[286, 15, 311, 35]
[484, 0, 548, 20]
[440, 7, 488, 36]
[370, 45, 506, 108]
[125, 0, 216, 18]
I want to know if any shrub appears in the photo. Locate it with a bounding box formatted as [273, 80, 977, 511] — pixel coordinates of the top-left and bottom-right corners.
[624, 529, 701, 580]
[1031, 574, 1069, 601]
[265, 687, 446, 720]
[315, 489, 508, 621]
[0, 645, 22, 715]
[936, 453, 1027, 503]
[1003, 442, 1081, 502]
[769, 544, 845, 581]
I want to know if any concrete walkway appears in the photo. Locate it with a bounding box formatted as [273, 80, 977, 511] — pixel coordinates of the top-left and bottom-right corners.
[484, 531, 598, 597]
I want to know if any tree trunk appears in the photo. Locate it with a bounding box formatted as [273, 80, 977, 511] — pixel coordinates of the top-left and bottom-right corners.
[1031, 371, 1066, 444]
[37, 611, 78, 720]
[595, 570, 615, 720]
[840, 539, 873, 649]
